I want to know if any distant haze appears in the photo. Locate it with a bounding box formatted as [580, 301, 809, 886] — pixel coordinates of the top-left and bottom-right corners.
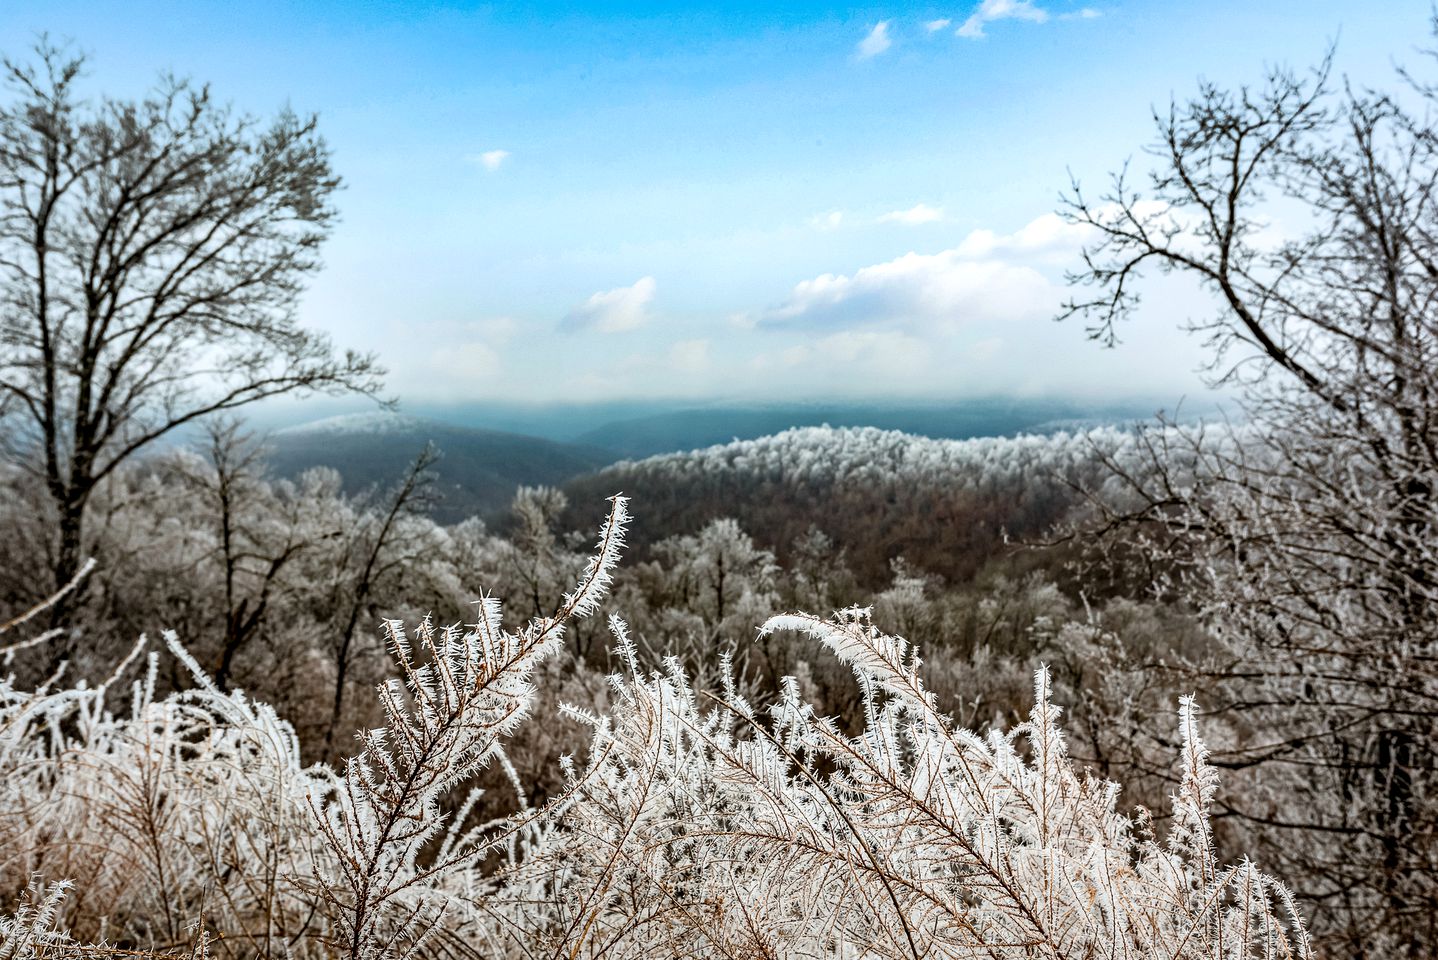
[247, 394, 1210, 447]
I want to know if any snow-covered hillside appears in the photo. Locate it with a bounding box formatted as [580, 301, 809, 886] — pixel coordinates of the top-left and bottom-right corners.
[568, 425, 1145, 583]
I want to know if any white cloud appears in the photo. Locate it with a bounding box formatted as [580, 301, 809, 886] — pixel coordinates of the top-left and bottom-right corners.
[1059, 7, 1101, 20]
[957, 0, 1049, 38]
[925, 18, 953, 32]
[669, 338, 710, 372]
[467, 149, 511, 171]
[953, 211, 1091, 259]
[856, 21, 893, 59]
[751, 212, 1090, 334]
[878, 203, 945, 226]
[559, 276, 657, 333]
[809, 210, 845, 231]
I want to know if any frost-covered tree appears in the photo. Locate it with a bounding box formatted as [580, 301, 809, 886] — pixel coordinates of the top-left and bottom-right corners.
[0, 42, 382, 625]
[1061, 31, 1438, 954]
[573, 424, 1139, 585]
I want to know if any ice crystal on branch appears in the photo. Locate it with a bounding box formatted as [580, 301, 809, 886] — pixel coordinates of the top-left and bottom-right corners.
[310, 496, 629, 960]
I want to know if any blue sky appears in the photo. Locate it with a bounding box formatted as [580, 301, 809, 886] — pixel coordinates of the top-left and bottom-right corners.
[0, 1, 1428, 407]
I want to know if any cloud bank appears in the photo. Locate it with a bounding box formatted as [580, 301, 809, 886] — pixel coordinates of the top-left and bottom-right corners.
[750, 213, 1091, 334]
[755, 255, 1050, 332]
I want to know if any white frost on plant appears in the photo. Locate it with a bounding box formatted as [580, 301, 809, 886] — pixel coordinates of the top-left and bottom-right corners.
[0, 497, 1308, 960]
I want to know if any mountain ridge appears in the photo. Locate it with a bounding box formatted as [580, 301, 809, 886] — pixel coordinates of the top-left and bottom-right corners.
[265, 413, 616, 523]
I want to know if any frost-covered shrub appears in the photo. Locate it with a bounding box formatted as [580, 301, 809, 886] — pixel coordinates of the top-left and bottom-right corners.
[1, 498, 1309, 959]
[0, 634, 329, 956]
[482, 608, 1309, 959]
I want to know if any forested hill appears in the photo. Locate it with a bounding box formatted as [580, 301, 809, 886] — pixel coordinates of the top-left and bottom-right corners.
[268, 413, 615, 523]
[564, 425, 1138, 587]
[555, 397, 1163, 458]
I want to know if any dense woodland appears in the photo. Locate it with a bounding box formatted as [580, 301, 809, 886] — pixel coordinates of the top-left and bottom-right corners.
[4, 21, 1438, 960]
[0, 421, 1157, 767]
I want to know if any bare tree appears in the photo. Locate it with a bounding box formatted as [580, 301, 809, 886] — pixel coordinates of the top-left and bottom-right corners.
[0, 41, 383, 621]
[1060, 31, 1438, 956]
[176, 418, 335, 692]
[321, 443, 440, 760]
